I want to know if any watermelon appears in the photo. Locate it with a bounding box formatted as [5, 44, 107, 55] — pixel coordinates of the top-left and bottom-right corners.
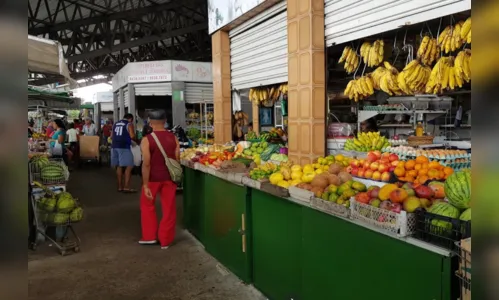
[70, 207, 84, 222]
[428, 202, 460, 230]
[444, 170, 471, 210]
[41, 163, 65, 181]
[460, 208, 471, 221]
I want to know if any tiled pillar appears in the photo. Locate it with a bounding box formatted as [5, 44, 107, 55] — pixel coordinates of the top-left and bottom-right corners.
[212, 31, 233, 144]
[287, 0, 326, 165]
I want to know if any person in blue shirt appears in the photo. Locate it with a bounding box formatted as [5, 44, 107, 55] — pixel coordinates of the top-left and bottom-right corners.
[111, 113, 137, 193]
[51, 119, 68, 165]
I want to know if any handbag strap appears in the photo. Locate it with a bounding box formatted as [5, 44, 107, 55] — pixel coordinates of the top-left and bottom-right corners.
[150, 132, 173, 167]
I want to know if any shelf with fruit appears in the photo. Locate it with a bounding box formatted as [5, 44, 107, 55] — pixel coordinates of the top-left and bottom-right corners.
[343, 132, 390, 152]
[382, 146, 471, 170]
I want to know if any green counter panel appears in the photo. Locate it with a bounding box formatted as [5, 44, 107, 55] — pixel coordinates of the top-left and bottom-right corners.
[203, 175, 252, 283]
[302, 208, 449, 300]
[251, 189, 303, 300]
[182, 167, 206, 243]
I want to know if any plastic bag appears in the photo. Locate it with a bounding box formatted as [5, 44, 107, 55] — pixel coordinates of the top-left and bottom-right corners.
[131, 145, 142, 166]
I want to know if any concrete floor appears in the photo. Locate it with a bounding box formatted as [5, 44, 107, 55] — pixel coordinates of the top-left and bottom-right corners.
[28, 166, 266, 300]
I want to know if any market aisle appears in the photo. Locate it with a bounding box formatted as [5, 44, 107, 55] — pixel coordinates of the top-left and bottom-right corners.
[28, 167, 265, 300]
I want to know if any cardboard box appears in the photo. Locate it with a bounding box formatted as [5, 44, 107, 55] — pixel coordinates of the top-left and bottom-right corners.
[458, 238, 471, 300]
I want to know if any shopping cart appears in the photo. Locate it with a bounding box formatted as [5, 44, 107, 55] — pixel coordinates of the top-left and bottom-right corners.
[455, 239, 471, 300]
[29, 157, 69, 186]
[29, 182, 83, 256]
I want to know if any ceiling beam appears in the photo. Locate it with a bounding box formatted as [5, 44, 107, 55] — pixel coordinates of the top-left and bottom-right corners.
[67, 23, 207, 63]
[29, 1, 186, 35]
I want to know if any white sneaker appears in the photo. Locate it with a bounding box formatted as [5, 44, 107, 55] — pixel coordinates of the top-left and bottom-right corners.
[138, 240, 157, 245]
[161, 246, 170, 250]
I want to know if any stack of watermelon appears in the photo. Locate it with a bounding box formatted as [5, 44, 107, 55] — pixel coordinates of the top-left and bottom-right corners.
[30, 155, 49, 171]
[427, 169, 471, 229]
[38, 190, 84, 225]
[41, 162, 66, 182]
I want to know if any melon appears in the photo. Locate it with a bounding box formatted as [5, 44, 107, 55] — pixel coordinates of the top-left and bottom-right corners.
[56, 192, 76, 213]
[428, 202, 460, 230]
[459, 208, 471, 221]
[41, 163, 65, 181]
[46, 212, 70, 225]
[444, 170, 471, 210]
[70, 207, 84, 222]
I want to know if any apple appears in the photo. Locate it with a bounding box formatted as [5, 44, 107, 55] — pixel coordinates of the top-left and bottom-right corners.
[388, 166, 395, 172]
[391, 160, 400, 167]
[381, 171, 391, 182]
[351, 167, 359, 176]
[389, 153, 399, 162]
[350, 160, 360, 168]
[373, 150, 382, 159]
[370, 162, 380, 171]
[364, 169, 374, 179]
[367, 152, 378, 163]
[358, 159, 366, 166]
[368, 186, 380, 198]
[381, 152, 390, 159]
[363, 161, 371, 169]
[372, 171, 382, 181]
[357, 169, 365, 178]
[378, 163, 388, 173]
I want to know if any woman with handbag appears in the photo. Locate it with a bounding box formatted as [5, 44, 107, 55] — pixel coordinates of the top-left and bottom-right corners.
[139, 110, 181, 249]
[50, 119, 68, 165]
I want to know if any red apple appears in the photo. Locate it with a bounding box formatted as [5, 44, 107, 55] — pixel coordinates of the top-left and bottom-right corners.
[388, 166, 396, 172]
[381, 171, 391, 182]
[358, 159, 366, 165]
[381, 152, 390, 159]
[378, 163, 388, 173]
[345, 166, 353, 173]
[367, 152, 378, 163]
[363, 161, 371, 169]
[357, 169, 365, 178]
[389, 153, 399, 162]
[351, 167, 359, 176]
[379, 158, 390, 165]
[350, 160, 360, 168]
[391, 160, 400, 167]
[373, 150, 382, 159]
[364, 169, 373, 179]
[372, 171, 382, 181]
[370, 162, 380, 171]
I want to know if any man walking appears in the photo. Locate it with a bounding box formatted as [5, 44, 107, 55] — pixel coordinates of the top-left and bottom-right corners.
[111, 113, 137, 193]
[139, 110, 180, 249]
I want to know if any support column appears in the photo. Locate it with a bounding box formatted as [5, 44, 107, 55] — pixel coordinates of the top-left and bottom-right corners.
[287, 0, 326, 165]
[128, 83, 136, 120]
[113, 92, 119, 122]
[119, 88, 125, 119]
[212, 31, 233, 144]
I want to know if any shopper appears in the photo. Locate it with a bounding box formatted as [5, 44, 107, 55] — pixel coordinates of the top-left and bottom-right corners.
[102, 120, 113, 145]
[360, 118, 378, 133]
[82, 117, 98, 136]
[139, 109, 180, 249]
[111, 113, 137, 193]
[66, 123, 79, 163]
[50, 119, 68, 165]
[45, 120, 55, 137]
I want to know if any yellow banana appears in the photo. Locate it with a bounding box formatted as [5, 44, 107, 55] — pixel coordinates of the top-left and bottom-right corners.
[461, 17, 471, 40]
[417, 36, 430, 58]
[339, 46, 351, 63]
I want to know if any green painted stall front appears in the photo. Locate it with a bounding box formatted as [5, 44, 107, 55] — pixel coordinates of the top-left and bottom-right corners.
[182, 167, 206, 243]
[251, 190, 453, 300]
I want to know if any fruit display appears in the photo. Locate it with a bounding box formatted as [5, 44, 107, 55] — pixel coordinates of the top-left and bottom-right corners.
[438, 20, 467, 54]
[393, 155, 453, 184]
[427, 201, 461, 229]
[417, 36, 440, 66]
[360, 40, 384, 67]
[245, 131, 257, 140]
[460, 17, 471, 44]
[397, 59, 432, 95]
[34, 182, 84, 224]
[346, 150, 399, 182]
[338, 46, 360, 74]
[343, 75, 375, 102]
[190, 150, 236, 168]
[444, 170, 471, 210]
[382, 146, 471, 170]
[248, 84, 288, 104]
[343, 132, 390, 152]
[249, 162, 281, 180]
[371, 62, 403, 96]
[425, 50, 471, 94]
[31, 132, 48, 140]
[29, 155, 50, 170]
[187, 112, 200, 119]
[40, 162, 66, 182]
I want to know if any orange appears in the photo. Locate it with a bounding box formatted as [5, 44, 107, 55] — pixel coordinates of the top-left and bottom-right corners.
[422, 163, 429, 169]
[394, 167, 406, 177]
[414, 164, 422, 171]
[443, 167, 454, 175]
[428, 169, 439, 179]
[408, 170, 418, 178]
[397, 161, 405, 169]
[438, 170, 445, 179]
[415, 155, 429, 164]
[418, 168, 428, 176]
[418, 175, 429, 184]
[428, 161, 441, 169]
[405, 160, 416, 170]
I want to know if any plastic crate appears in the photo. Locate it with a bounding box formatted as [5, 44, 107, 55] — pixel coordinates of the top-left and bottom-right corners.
[412, 209, 471, 251]
[350, 199, 416, 237]
[310, 197, 350, 218]
[455, 239, 471, 300]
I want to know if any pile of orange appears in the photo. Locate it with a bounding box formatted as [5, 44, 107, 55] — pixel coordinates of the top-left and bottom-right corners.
[394, 155, 454, 184]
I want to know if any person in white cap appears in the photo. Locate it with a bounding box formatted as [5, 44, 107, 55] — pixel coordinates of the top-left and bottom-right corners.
[82, 117, 98, 136]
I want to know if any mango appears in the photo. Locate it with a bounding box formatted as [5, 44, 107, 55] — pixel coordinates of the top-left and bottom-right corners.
[378, 183, 398, 201]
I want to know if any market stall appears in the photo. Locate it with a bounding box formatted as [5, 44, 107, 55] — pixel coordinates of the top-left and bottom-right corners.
[111, 60, 213, 134]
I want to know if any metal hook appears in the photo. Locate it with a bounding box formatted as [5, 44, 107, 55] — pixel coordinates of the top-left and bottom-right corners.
[436, 17, 443, 42]
[353, 54, 362, 79]
[426, 22, 434, 39]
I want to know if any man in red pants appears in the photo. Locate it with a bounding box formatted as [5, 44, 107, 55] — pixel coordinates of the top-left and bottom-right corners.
[139, 110, 180, 249]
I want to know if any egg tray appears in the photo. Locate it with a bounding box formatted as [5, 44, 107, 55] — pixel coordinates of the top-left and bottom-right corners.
[363, 105, 407, 111]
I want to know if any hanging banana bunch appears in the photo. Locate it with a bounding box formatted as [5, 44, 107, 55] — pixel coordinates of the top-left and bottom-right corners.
[338, 46, 360, 74]
[278, 84, 288, 95]
[360, 40, 384, 67]
[344, 75, 375, 102]
[233, 111, 249, 125]
[438, 21, 465, 54]
[248, 87, 269, 104]
[417, 35, 440, 66]
[460, 17, 471, 44]
[425, 50, 471, 94]
[397, 59, 432, 95]
[454, 49, 471, 84]
[371, 62, 403, 96]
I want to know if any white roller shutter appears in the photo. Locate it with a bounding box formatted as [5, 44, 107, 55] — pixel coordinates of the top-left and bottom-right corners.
[325, 0, 471, 47]
[185, 83, 214, 103]
[134, 83, 172, 96]
[230, 1, 288, 90]
[123, 87, 129, 107]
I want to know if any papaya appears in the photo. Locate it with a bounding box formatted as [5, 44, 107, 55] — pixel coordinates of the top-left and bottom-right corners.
[378, 183, 398, 201]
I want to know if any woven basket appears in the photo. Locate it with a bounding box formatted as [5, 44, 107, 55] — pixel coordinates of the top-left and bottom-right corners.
[407, 136, 434, 146]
